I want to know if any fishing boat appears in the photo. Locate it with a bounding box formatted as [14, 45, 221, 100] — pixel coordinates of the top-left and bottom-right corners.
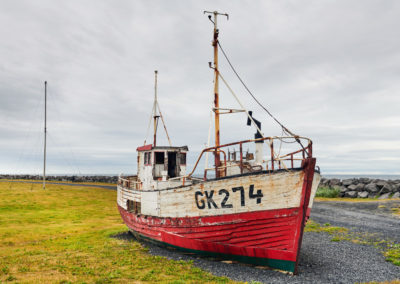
[117, 11, 321, 274]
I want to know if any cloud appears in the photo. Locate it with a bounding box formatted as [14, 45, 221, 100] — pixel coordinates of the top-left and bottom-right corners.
[0, 0, 399, 175]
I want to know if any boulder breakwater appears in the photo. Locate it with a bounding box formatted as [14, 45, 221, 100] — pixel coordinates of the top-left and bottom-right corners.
[320, 177, 400, 199]
[0, 174, 118, 184]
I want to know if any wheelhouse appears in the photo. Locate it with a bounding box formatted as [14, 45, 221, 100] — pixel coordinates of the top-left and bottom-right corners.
[136, 144, 188, 189]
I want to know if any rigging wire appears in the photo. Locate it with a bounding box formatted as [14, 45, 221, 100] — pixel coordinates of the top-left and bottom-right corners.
[143, 101, 154, 145]
[47, 88, 82, 175]
[217, 41, 296, 138]
[217, 41, 308, 154]
[156, 103, 172, 146]
[13, 89, 44, 175]
[47, 132, 81, 175]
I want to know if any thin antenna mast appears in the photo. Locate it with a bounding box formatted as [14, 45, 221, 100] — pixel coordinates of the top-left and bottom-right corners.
[43, 81, 47, 189]
[153, 70, 160, 146]
[204, 10, 228, 178]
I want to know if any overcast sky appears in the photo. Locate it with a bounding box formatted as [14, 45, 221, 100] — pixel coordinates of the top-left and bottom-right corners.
[1, 0, 399, 175]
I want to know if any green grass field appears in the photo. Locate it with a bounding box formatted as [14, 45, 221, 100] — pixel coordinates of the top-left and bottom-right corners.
[0, 182, 233, 283]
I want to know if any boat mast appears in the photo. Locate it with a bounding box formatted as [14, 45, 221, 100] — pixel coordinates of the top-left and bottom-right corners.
[43, 81, 47, 189]
[205, 10, 228, 177]
[144, 70, 172, 147]
[153, 70, 160, 147]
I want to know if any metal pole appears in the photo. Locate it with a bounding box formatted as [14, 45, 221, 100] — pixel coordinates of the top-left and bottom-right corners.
[153, 70, 158, 147]
[43, 81, 47, 189]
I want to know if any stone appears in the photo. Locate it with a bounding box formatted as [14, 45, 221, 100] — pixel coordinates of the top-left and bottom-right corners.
[342, 179, 354, 186]
[340, 186, 348, 193]
[329, 178, 341, 187]
[347, 184, 357, 191]
[359, 177, 371, 184]
[320, 178, 328, 186]
[345, 191, 357, 198]
[376, 180, 386, 189]
[392, 192, 400, 199]
[365, 183, 379, 193]
[378, 192, 391, 200]
[380, 183, 393, 194]
[358, 191, 369, 198]
[354, 183, 365, 191]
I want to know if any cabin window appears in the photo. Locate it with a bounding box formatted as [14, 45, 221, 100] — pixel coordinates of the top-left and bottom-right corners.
[180, 153, 186, 165]
[144, 152, 152, 165]
[127, 200, 141, 214]
[155, 152, 165, 164]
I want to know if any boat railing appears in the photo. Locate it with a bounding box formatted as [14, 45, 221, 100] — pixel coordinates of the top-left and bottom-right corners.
[168, 176, 204, 186]
[118, 176, 143, 190]
[187, 136, 313, 180]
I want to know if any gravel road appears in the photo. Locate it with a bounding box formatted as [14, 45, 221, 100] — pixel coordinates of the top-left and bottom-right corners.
[126, 200, 400, 283]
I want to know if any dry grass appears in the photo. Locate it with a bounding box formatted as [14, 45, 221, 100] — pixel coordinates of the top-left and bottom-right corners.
[0, 182, 232, 283]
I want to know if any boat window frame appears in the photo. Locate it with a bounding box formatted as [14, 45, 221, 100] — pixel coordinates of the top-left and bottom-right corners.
[155, 151, 165, 165]
[180, 152, 187, 165]
[144, 152, 152, 166]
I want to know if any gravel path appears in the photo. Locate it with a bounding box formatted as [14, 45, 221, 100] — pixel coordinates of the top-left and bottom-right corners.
[119, 200, 400, 283]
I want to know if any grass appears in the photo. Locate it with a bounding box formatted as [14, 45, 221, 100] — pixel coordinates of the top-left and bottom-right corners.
[305, 219, 400, 267]
[385, 244, 400, 266]
[0, 182, 233, 283]
[392, 206, 400, 217]
[305, 219, 348, 235]
[366, 281, 400, 284]
[315, 186, 340, 198]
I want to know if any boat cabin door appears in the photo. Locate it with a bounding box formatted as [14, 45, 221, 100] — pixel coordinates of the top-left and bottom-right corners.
[168, 152, 177, 178]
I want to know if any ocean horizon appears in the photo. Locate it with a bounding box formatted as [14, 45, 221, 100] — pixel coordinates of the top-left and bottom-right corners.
[323, 174, 400, 180]
[3, 173, 400, 180]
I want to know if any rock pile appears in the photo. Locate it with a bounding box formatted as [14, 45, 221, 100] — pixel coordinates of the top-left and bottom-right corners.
[320, 177, 400, 199]
[0, 174, 118, 184]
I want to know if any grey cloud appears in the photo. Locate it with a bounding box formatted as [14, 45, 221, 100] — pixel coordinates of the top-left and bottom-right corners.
[1, 0, 399, 175]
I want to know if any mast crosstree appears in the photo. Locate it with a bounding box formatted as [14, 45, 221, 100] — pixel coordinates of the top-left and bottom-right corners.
[144, 71, 172, 147]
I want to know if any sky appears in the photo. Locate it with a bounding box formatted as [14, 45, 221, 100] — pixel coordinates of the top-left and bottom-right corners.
[1, 0, 399, 175]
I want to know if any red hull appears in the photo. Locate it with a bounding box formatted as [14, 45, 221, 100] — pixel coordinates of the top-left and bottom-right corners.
[118, 158, 316, 273]
[119, 205, 302, 266]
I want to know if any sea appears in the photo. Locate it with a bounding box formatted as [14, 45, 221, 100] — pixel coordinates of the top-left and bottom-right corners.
[322, 174, 400, 180]
[5, 173, 400, 181]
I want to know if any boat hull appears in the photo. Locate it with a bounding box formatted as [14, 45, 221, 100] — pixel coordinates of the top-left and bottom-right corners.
[118, 158, 319, 273]
[119, 205, 305, 272]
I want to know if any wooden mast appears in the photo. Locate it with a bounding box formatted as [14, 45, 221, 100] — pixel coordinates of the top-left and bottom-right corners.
[205, 10, 228, 177]
[43, 81, 47, 189]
